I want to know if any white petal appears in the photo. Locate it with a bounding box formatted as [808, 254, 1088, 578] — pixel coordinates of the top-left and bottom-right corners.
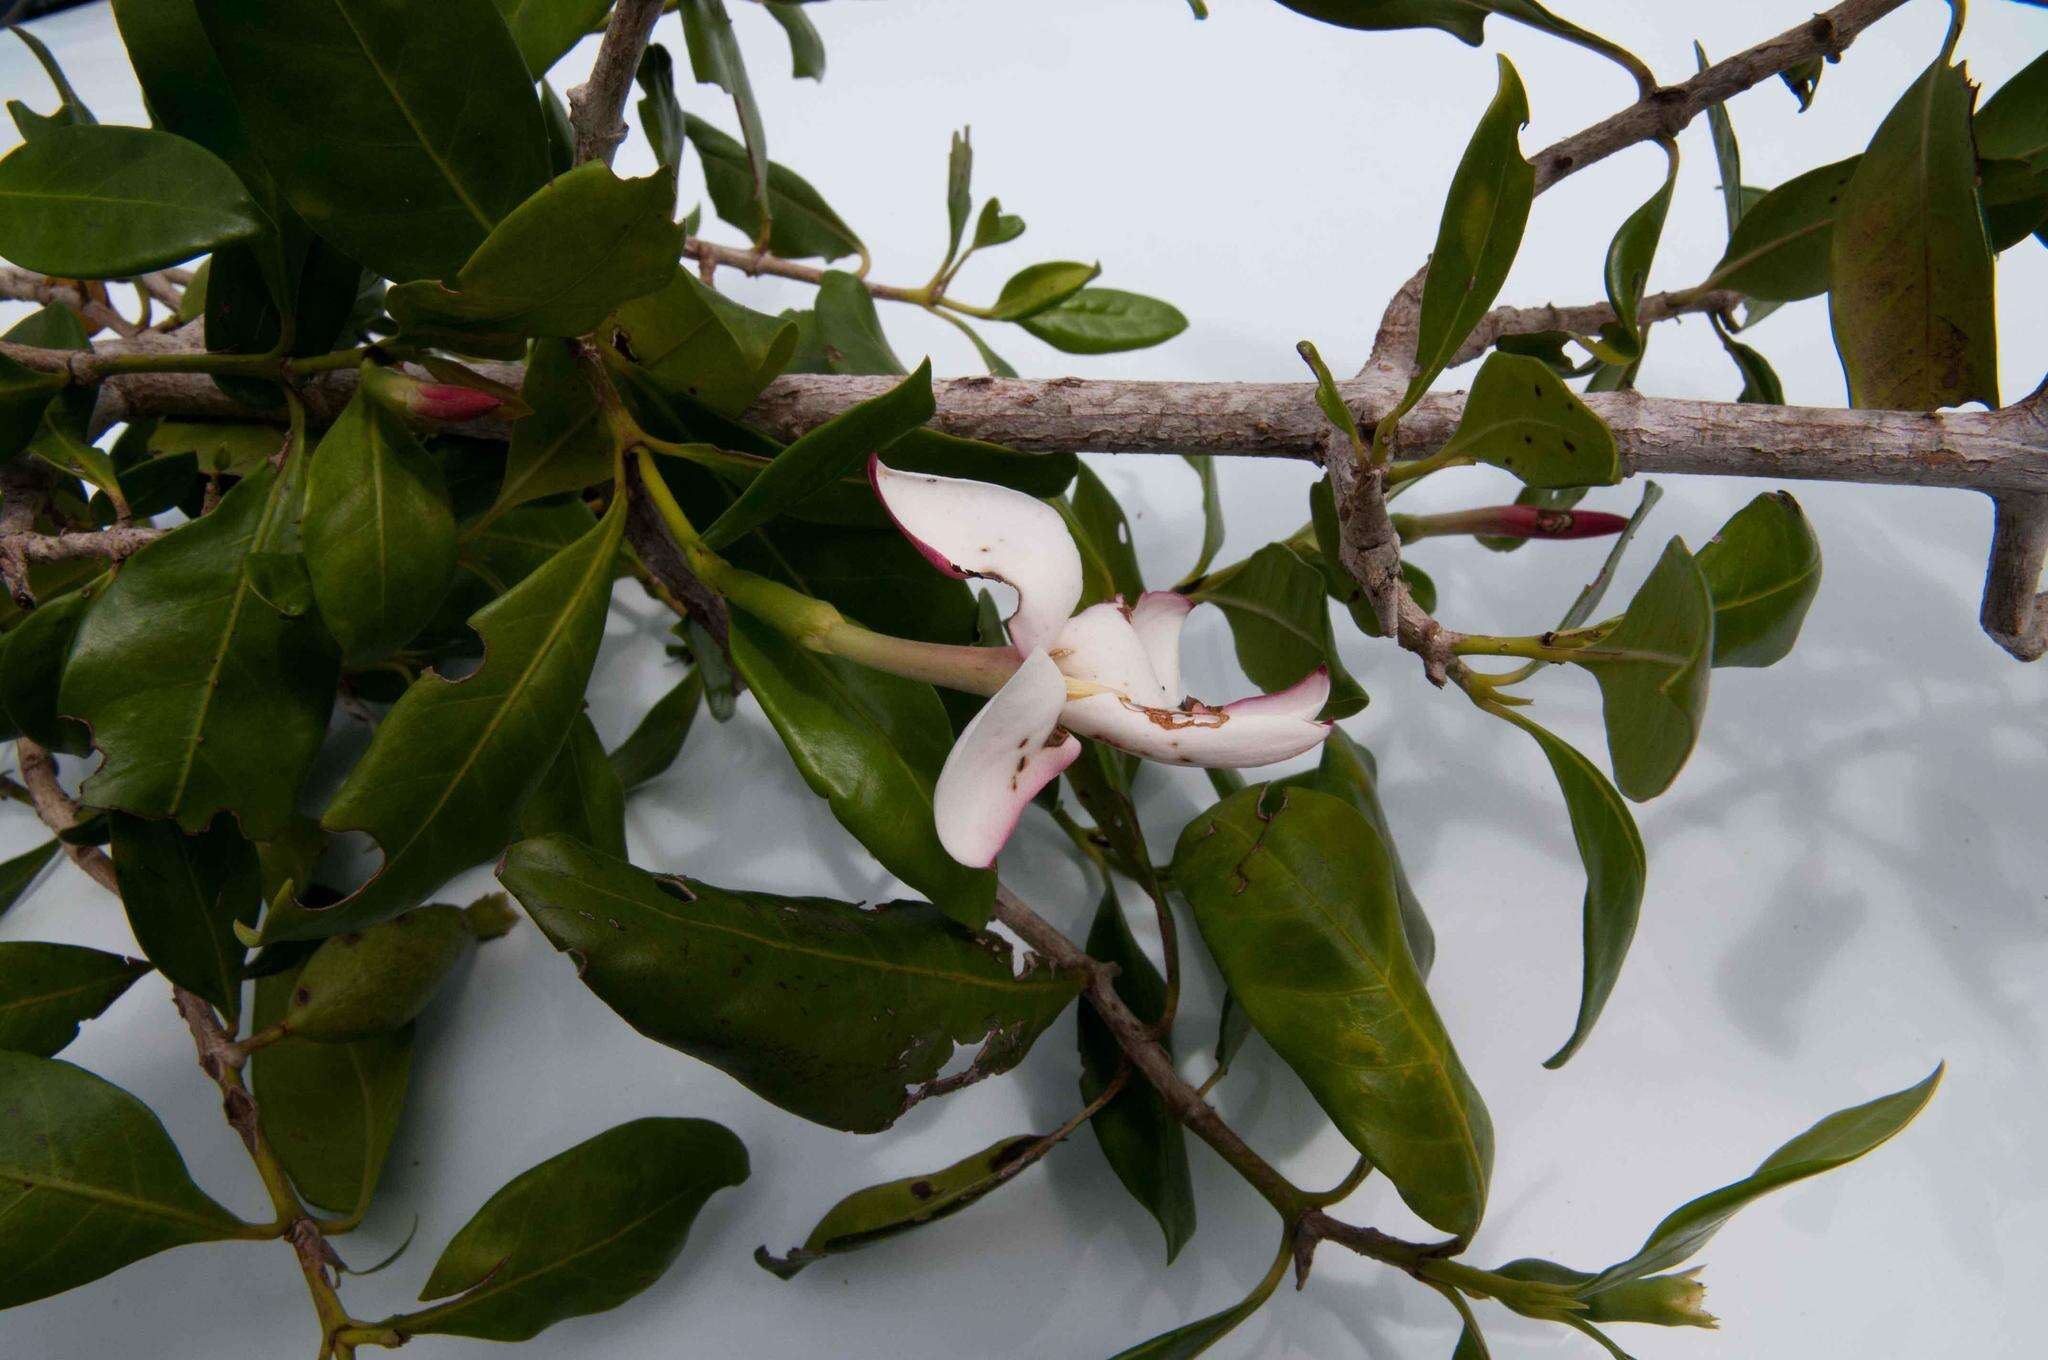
[1128, 591, 1192, 704]
[1050, 602, 1171, 708]
[870, 457, 1082, 655]
[1220, 665, 1331, 721]
[1059, 692, 1332, 769]
[933, 650, 1081, 867]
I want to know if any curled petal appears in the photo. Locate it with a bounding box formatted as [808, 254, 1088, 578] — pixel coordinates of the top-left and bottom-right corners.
[934, 651, 1081, 867]
[1128, 591, 1192, 703]
[1220, 665, 1330, 721]
[1060, 692, 1331, 769]
[870, 457, 1082, 655]
[1050, 602, 1171, 708]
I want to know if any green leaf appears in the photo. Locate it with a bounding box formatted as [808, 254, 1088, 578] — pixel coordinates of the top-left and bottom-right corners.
[257, 499, 625, 944]
[0, 582, 99, 756]
[516, 713, 628, 856]
[679, 0, 771, 232]
[1697, 45, 1744, 237]
[1979, 156, 2048, 252]
[1712, 315, 1786, 405]
[766, 2, 827, 80]
[1018, 287, 1186, 353]
[636, 44, 687, 177]
[492, 0, 611, 77]
[108, 812, 261, 1020]
[0, 1052, 247, 1307]
[0, 943, 149, 1056]
[609, 670, 703, 790]
[387, 163, 680, 338]
[1172, 785, 1492, 1239]
[1107, 1243, 1288, 1358]
[1483, 706, 1644, 1069]
[1060, 463, 1147, 607]
[1977, 49, 2048, 168]
[0, 839, 59, 922]
[1554, 480, 1661, 632]
[197, 0, 549, 283]
[1272, 1, 1641, 77]
[1181, 455, 1226, 582]
[758, 1132, 1043, 1279]
[1570, 537, 1713, 801]
[1438, 352, 1619, 487]
[810, 268, 908, 375]
[728, 615, 996, 927]
[989, 260, 1101, 321]
[0, 124, 262, 279]
[1587, 1066, 1942, 1290]
[248, 965, 412, 1217]
[491, 338, 613, 516]
[972, 197, 1026, 250]
[11, 25, 97, 130]
[701, 360, 935, 549]
[397, 1117, 748, 1342]
[1079, 885, 1196, 1262]
[540, 79, 574, 176]
[62, 461, 339, 841]
[1829, 58, 1998, 410]
[1694, 491, 1821, 668]
[0, 352, 65, 457]
[1275, 727, 1433, 976]
[280, 900, 494, 1041]
[615, 271, 799, 417]
[945, 128, 973, 263]
[1186, 543, 1367, 719]
[1401, 56, 1532, 416]
[1589, 142, 1677, 364]
[302, 395, 459, 664]
[27, 386, 127, 518]
[1704, 157, 1858, 301]
[1297, 339, 1366, 454]
[685, 111, 863, 262]
[500, 836, 1077, 1130]
[111, 0, 272, 201]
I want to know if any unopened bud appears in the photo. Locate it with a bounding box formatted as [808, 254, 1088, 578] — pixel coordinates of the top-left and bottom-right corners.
[1584, 1269, 1716, 1329]
[361, 365, 502, 424]
[1395, 505, 1630, 542]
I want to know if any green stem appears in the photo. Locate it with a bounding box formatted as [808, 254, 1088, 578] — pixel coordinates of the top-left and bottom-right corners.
[1385, 448, 1475, 486]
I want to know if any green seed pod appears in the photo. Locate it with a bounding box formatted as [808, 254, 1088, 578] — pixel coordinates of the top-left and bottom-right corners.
[283, 894, 513, 1042]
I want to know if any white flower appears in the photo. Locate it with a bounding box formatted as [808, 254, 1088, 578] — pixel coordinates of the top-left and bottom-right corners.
[871, 457, 1335, 866]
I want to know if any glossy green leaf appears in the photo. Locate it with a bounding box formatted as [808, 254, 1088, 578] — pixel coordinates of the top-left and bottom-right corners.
[1061, 463, 1147, 607]
[1587, 1066, 1942, 1289]
[387, 163, 680, 338]
[257, 499, 625, 943]
[492, 0, 611, 77]
[1273, 1, 1641, 77]
[636, 43, 687, 177]
[249, 965, 412, 1216]
[197, 0, 549, 283]
[1078, 883, 1194, 1258]
[609, 670, 703, 789]
[0, 353, 65, 457]
[27, 386, 126, 518]
[302, 395, 459, 664]
[0, 1052, 246, 1307]
[729, 615, 996, 926]
[1107, 1243, 1289, 1358]
[759, 1132, 1045, 1279]
[491, 338, 613, 516]
[1484, 706, 1644, 1069]
[397, 1117, 748, 1342]
[500, 837, 1077, 1130]
[1589, 142, 1677, 364]
[1712, 315, 1786, 405]
[63, 460, 339, 841]
[679, 0, 771, 228]
[111, 0, 267, 195]
[146, 420, 283, 477]
[1697, 45, 1744, 237]
[702, 360, 934, 549]
[0, 124, 261, 279]
[1181, 455, 1226, 582]
[10, 25, 97, 132]
[540, 79, 574, 176]
[1187, 543, 1367, 719]
[1977, 48, 2048, 168]
[108, 812, 261, 1020]
[0, 943, 149, 1056]
[1401, 56, 1532, 416]
[1571, 537, 1713, 802]
[1019, 287, 1186, 353]
[1172, 785, 1492, 1238]
[0, 582, 98, 756]
[1829, 58, 1998, 410]
[685, 112, 863, 262]
[516, 713, 628, 856]
[1694, 491, 1821, 668]
[989, 260, 1101, 321]
[1704, 157, 1857, 301]
[811, 268, 908, 375]
[1979, 157, 2048, 252]
[0, 839, 60, 921]
[1275, 727, 1434, 977]
[972, 197, 1026, 250]
[615, 272, 799, 417]
[1438, 352, 1619, 487]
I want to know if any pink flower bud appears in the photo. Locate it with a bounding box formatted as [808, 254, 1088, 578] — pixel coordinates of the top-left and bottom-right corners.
[1487, 504, 1629, 540]
[361, 366, 502, 424]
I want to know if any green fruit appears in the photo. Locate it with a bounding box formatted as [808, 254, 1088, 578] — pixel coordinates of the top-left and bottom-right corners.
[282, 895, 512, 1042]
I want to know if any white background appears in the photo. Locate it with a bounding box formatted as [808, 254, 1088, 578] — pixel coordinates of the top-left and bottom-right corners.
[3, 1, 2046, 1357]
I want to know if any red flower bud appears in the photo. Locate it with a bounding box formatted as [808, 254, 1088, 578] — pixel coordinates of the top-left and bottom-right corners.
[361, 366, 502, 424]
[1487, 504, 1629, 539]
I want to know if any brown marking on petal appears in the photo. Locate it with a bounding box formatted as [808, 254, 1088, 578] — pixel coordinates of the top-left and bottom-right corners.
[1123, 695, 1228, 730]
